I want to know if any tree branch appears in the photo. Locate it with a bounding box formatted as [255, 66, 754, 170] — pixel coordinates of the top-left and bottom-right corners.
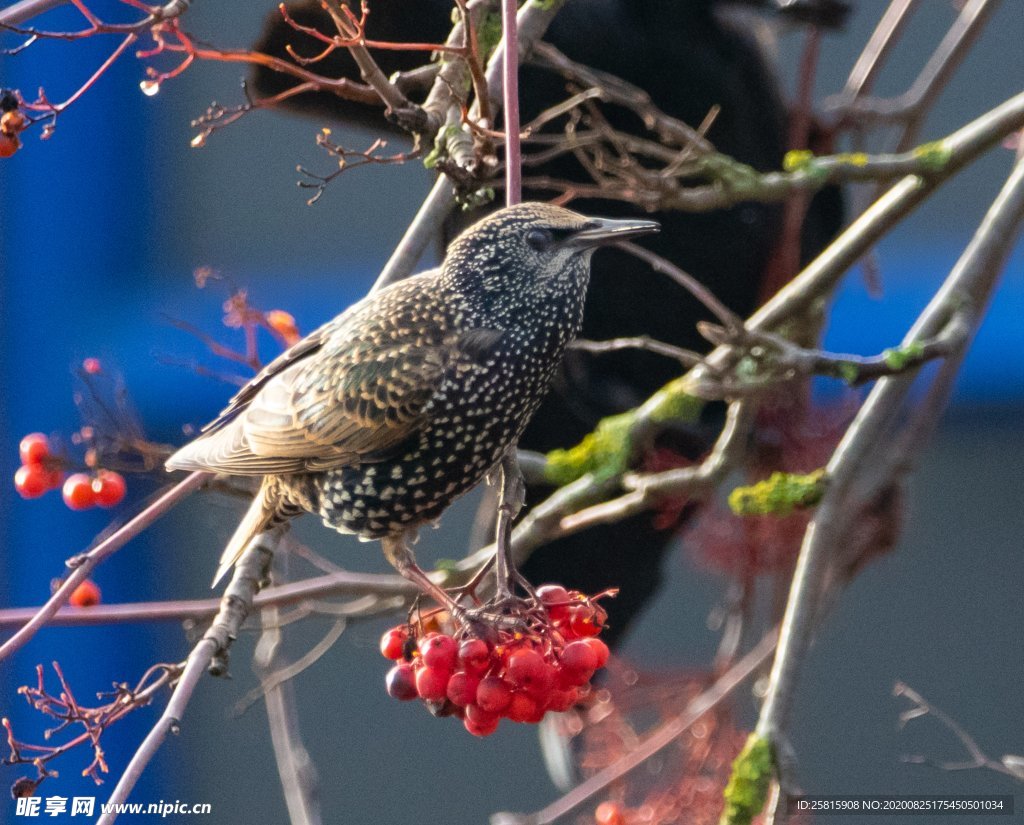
[97, 535, 275, 824]
[754, 152, 1024, 806]
[371, 0, 567, 291]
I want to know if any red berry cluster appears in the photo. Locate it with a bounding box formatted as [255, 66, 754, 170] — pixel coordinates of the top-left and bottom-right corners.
[13, 432, 127, 510]
[380, 585, 611, 737]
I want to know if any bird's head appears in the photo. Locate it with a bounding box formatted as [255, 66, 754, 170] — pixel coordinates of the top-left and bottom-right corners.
[441, 202, 659, 322]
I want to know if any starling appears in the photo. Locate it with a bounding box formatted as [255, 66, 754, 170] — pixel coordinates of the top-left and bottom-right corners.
[167, 202, 658, 598]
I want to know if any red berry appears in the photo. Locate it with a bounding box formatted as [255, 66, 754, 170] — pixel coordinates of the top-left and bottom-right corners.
[595, 801, 625, 825]
[546, 686, 579, 713]
[537, 584, 571, 622]
[561, 640, 599, 677]
[0, 132, 20, 158]
[419, 633, 457, 671]
[570, 604, 602, 637]
[14, 464, 50, 499]
[508, 649, 556, 700]
[415, 666, 449, 702]
[266, 310, 300, 346]
[506, 648, 545, 688]
[379, 627, 407, 660]
[505, 692, 540, 723]
[91, 470, 126, 508]
[464, 703, 500, 737]
[445, 671, 480, 707]
[463, 713, 499, 737]
[458, 638, 492, 674]
[19, 433, 51, 465]
[68, 579, 101, 608]
[385, 663, 418, 701]
[62, 474, 96, 510]
[476, 676, 513, 714]
[82, 358, 102, 374]
[583, 637, 610, 669]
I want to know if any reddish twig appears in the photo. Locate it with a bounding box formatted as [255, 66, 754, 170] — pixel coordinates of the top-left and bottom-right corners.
[501, 0, 520, 205]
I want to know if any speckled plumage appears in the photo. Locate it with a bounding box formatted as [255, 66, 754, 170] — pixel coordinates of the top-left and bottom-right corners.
[167, 203, 658, 584]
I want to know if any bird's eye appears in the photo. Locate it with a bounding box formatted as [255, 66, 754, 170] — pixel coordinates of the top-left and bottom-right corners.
[525, 228, 554, 251]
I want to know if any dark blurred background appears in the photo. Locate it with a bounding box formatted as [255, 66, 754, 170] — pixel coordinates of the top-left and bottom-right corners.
[1, 2, 1022, 823]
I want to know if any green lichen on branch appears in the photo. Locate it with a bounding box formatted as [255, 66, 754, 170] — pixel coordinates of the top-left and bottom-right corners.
[728, 469, 827, 516]
[912, 140, 952, 173]
[882, 340, 926, 371]
[543, 411, 634, 486]
[780, 149, 829, 184]
[837, 360, 861, 384]
[542, 378, 703, 486]
[720, 733, 773, 825]
[699, 153, 767, 193]
[645, 376, 705, 424]
[476, 9, 503, 60]
[422, 124, 462, 169]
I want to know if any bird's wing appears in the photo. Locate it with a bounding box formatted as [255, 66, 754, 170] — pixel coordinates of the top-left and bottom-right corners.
[167, 287, 503, 476]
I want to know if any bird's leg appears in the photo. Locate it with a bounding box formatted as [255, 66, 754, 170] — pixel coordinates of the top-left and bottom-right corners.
[449, 555, 496, 605]
[493, 450, 526, 601]
[382, 531, 466, 620]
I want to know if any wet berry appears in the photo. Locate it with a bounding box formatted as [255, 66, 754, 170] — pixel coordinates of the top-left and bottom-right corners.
[266, 310, 300, 346]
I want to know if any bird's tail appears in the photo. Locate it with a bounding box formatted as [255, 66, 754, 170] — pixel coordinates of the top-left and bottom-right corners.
[212, 478, 279, 587]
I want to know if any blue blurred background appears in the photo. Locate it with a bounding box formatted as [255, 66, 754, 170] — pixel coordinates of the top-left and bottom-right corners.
[1, 2, 1022, 823]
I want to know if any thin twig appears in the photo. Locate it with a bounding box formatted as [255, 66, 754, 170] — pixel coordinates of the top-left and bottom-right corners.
[490, 629, 779, 825]
[97, 535, 275, 824]
[0, 471, 209, 663]
[253, 552, 323, 825]
[894, 682, 1024, 779]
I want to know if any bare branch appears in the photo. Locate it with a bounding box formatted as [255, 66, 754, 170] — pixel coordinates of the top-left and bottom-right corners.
[754, 151, 1024, 771]
[97, 535, 275, 824]
[895, 682, 1024, 780]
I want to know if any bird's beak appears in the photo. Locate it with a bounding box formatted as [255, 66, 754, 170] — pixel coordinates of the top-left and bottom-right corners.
[565, 217, 661, 248]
